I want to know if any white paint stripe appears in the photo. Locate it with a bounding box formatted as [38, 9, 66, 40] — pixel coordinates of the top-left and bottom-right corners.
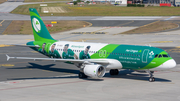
[93, 17, 162, 20]
[164, 16, 176, 20]
[96, 17, 162, 18]
[93, 19, 157, 20]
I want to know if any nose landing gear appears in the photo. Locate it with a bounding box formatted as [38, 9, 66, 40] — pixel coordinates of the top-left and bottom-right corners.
[146, 71, 155, 82]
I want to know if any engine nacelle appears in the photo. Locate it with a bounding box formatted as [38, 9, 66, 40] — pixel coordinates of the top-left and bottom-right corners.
[83, 64, 106, 78]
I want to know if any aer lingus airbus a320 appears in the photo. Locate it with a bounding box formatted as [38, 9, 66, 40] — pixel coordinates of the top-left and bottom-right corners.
[6, 8, 177, 82]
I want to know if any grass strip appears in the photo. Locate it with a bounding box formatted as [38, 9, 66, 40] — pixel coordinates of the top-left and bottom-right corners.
[3, 20, 89, 35]
[120, 21, 179, 34]
[0, 0, 7, 4]
[24, 0, 70, 2]
[11, 3, 180, 16]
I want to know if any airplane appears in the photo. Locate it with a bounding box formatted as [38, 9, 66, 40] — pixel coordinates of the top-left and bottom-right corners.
[6, 8, 177, 82]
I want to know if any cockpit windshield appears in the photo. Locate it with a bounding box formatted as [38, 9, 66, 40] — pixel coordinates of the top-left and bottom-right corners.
[155, 54, 158, 58]
[162, 54, 169, 57]
[158, 54, 162, 58]
[154, 54, 170, 58]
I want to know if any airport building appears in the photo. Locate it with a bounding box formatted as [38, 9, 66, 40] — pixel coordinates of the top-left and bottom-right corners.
[84, 0, 127, 6]
[142, 0, 174, 4]
[175, 0, 180, 6]
[142, 0, 180, 6]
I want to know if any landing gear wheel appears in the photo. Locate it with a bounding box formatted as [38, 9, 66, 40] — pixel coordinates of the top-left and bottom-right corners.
[110, 69, 114, 75]
[146, 71, 155, 82]
[78, 72, 88, 79]
[149, 77, 155, 82]
[110, 69, 119, 75]
[114, 69, 119, 75]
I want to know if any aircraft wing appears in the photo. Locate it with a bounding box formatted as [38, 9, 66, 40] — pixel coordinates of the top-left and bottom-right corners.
[6, 55, 109, 65]
[6, 44, 40, 48]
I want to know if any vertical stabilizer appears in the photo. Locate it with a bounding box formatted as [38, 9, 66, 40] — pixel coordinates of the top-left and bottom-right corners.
[29, 8, 55, 41]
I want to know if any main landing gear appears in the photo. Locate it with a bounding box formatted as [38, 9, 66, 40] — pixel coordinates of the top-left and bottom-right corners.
[146, 71, 155, 82]
[110, 69, 119, 75]
[78, 72, 88, 79]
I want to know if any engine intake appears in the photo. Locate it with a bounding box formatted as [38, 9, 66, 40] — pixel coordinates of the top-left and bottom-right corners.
[83, 64, 106, 78]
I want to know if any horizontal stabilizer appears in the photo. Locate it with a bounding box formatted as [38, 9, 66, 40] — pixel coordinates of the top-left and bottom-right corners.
[6, 54, 10, 61]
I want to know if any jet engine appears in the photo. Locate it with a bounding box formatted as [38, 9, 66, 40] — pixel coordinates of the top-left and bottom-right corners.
[83, 64, 106, 78]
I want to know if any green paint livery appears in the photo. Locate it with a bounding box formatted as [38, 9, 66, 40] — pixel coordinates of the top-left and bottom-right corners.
[91, 44, 119, 59]
[6, 8, 176, 81]
[27, 8, 176, 73]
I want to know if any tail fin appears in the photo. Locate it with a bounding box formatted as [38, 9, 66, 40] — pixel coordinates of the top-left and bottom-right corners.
[29, 8, 55, 41]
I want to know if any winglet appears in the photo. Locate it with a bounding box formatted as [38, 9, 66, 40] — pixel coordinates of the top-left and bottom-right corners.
[6, 54, 10, 61]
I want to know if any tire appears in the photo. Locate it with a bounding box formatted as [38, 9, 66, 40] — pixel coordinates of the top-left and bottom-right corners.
[78, 72, 87, 79]
[114, 69, 119, 75]
[110, 69, 119, 75]
[110, 69, 115, 75]
[149, 77, 155, 82]
[149, 78, 153, 82]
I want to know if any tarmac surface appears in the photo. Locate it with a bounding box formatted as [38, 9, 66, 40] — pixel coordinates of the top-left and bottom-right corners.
[0, 20, 158, 35]
[0, 20, 12, 34]
[85, 20, 156, 27]
[0, 46, 180, 101]
[1, 14, 180, 20]
[0, 26, 180, 101]
[0, 46, 79, 81]
[0, 45, 179, 82]
[0, 1, 180, 101]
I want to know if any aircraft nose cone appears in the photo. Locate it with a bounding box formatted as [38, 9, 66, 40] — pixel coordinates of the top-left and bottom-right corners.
[170, 59, 177, 68]
[163, 59, 176, 69]
[150, 59, 177, 71]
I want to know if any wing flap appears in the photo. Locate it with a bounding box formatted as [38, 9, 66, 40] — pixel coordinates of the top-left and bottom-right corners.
[6, 55, 110, 65]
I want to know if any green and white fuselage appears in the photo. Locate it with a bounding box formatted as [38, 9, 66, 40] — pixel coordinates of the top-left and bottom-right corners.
[7, 8, 176, 81]
[28, 40, 176, 71]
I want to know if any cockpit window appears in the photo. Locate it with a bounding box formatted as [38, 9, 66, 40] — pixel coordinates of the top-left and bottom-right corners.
[155, 54, 158, 58]
[163, 54, 169, 58]
[168, 54, 171, 57]
[158, 54, 162, 58]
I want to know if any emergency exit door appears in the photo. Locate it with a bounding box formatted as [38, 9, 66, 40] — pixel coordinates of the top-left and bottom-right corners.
[142, 49, 149, 63]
